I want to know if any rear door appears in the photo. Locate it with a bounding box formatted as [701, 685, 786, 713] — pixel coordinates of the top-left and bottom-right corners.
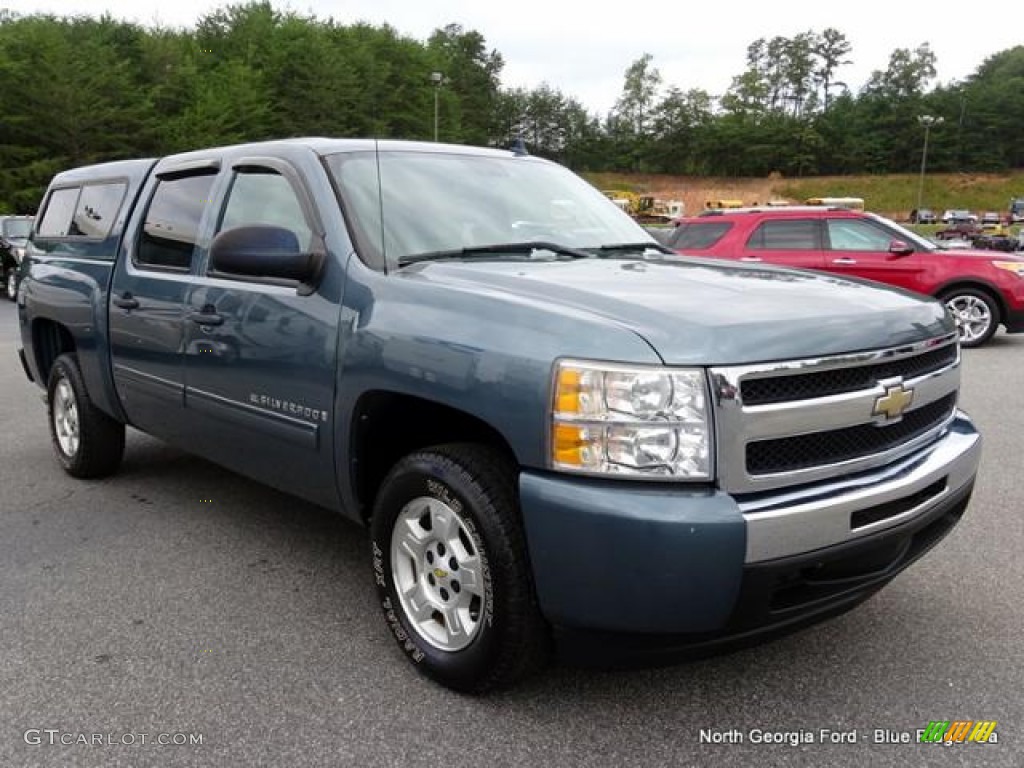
[738, 217, 825, 269]
[819, 216, 925, 292]
[180, 154, 343, 508]
[108, 163, 219, 440]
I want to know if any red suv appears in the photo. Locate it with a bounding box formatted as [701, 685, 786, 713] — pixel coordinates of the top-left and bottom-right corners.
[667, 207, 1024, 347]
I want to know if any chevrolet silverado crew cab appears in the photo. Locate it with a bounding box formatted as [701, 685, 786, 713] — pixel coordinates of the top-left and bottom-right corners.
[17, 139, 981, 692]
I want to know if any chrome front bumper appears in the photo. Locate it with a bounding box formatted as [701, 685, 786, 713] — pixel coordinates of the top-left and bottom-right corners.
[740, 412, 981, 563]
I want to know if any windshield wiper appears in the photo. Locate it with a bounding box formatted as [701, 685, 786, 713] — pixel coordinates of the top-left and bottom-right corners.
[590, 242, 676, 256]
[397, 241, 593, 267]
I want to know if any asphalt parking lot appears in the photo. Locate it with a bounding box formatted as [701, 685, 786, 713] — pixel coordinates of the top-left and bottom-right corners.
[1, 298, 1021, 768]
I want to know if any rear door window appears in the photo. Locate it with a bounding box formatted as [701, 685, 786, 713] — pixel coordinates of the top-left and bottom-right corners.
[135, 174, 217, 271]
[747, 219, 820, 250]
[667, 221, 732, 250]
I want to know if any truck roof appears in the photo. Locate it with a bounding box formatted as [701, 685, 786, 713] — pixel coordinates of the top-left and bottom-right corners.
[46, 139, 535, 188]
[49, 157, 158, 187]
[159, 137, 527, 165]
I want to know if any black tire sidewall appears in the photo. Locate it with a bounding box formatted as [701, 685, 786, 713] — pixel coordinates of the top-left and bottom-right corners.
[370, 454, 509, 691]
[45, 354, 124, 478]
[47, 357, 83, 472]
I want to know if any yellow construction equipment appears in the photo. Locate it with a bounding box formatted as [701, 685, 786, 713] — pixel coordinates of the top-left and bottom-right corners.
[602, 190, 684, 223]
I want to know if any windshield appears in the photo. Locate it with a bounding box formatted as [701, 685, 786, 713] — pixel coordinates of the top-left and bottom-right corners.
[326, 149, 651, 270]
[866, 213, 938, 252]
[3, 218, 32, 239]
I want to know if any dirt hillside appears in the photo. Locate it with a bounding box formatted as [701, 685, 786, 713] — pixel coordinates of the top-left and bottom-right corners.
[586, 172, 804, 217]
[584, 170, 1024, 220]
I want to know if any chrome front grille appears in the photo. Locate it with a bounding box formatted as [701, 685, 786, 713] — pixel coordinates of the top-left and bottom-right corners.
[711, 334, 961, 493]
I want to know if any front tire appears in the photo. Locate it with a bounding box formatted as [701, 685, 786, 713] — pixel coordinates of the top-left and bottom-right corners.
[47, 354, 125, 478]
[370, 444, 548, 692]
[4, 268, 16, 301]
[941, 288, 1000, 348]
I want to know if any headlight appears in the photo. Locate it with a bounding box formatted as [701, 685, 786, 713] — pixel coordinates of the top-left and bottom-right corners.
[551, 360, 713, 479]
[12, 246, 25, 264]
[992, 260, 1024, 277]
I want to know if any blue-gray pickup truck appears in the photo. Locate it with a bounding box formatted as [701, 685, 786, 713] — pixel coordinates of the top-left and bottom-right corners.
[16, 139, 982, 692]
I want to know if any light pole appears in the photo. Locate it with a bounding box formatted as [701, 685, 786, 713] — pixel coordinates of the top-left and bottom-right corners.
[916, 114, 943, 217]
[430, 71, 443, 142]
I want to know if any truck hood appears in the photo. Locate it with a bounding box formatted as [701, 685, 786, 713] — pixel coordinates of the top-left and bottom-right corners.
[406, 256, 952, 365]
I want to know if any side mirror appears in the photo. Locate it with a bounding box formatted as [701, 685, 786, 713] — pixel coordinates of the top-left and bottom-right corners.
[209, 225, 323, 293]
[888, 239, 914, 256]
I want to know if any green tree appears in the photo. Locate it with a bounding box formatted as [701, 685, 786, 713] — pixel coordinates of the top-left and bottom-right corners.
[0, 14, 155, 209]
[814, 28, 852, 110]
[649, 87, 714, 174]
[610, 53, 662, 170]
[864, 43, 937, 100]
[428, 24, 504, 145]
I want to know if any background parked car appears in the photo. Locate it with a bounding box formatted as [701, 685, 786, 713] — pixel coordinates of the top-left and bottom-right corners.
[942, 209, 978, 224]
[909, 208, 937, 224]
[935, 219, 983, 241]
[667, 206, 1024, 347]
[981, 212, 1002, 229]
[0, 214, 33, 301]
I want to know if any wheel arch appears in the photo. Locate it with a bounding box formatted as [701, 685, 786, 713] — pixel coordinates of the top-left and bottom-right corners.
[31, 318, 77, 384]
[933, 280, 1007, 324]
[937, 280, 1007, 309]
[349, 390, 519, 523]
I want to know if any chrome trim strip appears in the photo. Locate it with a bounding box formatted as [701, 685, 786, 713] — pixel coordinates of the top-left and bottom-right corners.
[740, 368, 958, 440]
[718, 334, 959, 386]
[112, 363, 183, 400]
[186, 386, 320, 449]
[741, 415, 980, 563]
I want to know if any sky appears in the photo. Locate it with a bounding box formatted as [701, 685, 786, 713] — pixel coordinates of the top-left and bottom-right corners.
[3, 0, 1021, 115]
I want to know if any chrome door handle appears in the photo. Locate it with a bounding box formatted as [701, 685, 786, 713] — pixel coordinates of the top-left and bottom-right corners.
[188, 311, 224, 327]
[831, 257, 857, 265]
[112, 294, 139, 310]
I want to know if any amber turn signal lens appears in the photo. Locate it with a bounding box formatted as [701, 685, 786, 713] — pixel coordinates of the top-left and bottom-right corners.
[553, 423, 588, 466]
[555, 367, 582, 414]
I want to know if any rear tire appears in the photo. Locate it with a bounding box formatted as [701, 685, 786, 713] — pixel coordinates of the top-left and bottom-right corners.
[370, 443, 548, 692]
[47, 353, 125, 478]
[940, 288, 1000, 348]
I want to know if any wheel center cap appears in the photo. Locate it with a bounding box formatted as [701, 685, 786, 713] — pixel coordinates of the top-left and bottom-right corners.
[432, 567, 448, 580]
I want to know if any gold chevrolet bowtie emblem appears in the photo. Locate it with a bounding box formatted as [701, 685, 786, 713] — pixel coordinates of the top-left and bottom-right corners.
[433, 568, 448, 580]
[873, 382, 914, 421]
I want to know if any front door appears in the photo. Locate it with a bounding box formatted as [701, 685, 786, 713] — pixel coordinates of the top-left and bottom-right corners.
[820, 217, 924, 291]
[181, 157, 342, 508]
